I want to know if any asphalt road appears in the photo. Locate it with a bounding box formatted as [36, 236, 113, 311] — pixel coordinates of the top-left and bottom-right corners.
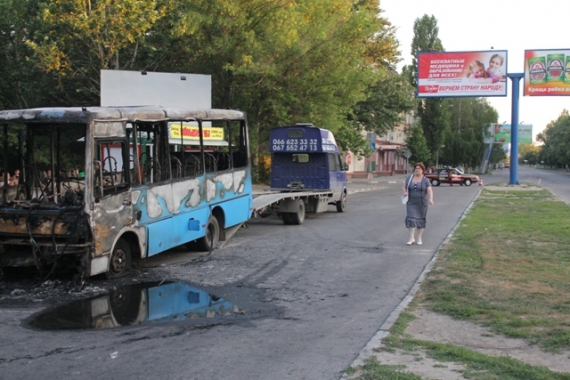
[0, 170, 537, 380]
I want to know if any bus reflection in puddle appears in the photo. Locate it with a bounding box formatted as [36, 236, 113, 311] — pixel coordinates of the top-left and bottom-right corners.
[27, 281, 242, 330]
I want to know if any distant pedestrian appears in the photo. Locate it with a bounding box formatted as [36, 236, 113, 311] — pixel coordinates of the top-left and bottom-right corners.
[402, 162, 434, 246]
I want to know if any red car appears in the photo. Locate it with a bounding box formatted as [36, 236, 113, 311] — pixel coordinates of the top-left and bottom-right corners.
[425, 168, 480, 186]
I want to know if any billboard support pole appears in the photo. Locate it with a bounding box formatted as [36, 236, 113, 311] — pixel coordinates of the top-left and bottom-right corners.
[508, 73, 523, 185]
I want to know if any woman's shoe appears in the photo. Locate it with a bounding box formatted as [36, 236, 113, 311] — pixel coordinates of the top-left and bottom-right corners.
[407, 240, 415, 245]
[416, 241, 423, 245]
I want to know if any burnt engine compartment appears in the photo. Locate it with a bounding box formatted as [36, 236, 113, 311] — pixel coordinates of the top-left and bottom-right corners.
[0, 196, 93, 277]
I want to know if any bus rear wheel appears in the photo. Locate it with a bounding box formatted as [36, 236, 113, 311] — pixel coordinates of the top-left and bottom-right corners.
[197, 215, 220, 251]
[106, 238, 132, 279]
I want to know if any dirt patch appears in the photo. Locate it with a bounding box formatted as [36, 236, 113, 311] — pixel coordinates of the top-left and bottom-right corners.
[361, 308, 570, 379]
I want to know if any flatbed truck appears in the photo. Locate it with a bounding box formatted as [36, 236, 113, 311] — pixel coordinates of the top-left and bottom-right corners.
[250, 123, 347, 225]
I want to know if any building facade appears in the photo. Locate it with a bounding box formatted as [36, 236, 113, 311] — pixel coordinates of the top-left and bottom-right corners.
[346, 112, 416, 178]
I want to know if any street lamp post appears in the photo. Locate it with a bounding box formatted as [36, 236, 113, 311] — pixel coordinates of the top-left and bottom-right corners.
[435, 145, 445, 168]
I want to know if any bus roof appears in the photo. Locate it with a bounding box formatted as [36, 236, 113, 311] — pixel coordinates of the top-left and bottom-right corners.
[0, 106, 246, 124]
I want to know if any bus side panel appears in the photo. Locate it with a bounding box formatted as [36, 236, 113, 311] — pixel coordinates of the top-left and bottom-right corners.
[217, 194, 253, 227]
[164, 207, 211, 252]
[271, 153, 328, 190]
[199, 170, 252, 228]
[146, 218, 175, 256]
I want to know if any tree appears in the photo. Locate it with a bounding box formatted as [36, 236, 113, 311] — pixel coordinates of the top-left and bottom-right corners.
[402, 15, 448, 160]
[25, 0, 169, 105]
[489, 143, 507, 166]
[537, 110, 570, 167]
[405, 122, 431, 164]
[1, 0, 406, 178]
[518, 144, 539, 165]
[440, 97, 498, 169]
[348, 71, 416, 150]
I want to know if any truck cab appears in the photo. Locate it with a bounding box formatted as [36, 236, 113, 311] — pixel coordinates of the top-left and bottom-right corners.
[269, 123, 347, 204]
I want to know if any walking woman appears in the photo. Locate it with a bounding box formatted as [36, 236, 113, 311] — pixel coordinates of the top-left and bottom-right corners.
[402, 162, 434, 245]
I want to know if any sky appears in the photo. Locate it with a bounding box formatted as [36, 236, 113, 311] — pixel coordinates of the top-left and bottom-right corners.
[380, 0, 569, 142]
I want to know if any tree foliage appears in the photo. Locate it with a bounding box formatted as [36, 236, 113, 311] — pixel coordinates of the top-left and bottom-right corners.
[439, 97, 498, 169]
[0, 0, 415, 160]
[518, 144, 539, 166]
[402, 15, 448, 160]
[537, 110, 570, 167]
[405, 122, 430, 164]
[489, 143, 507, 166]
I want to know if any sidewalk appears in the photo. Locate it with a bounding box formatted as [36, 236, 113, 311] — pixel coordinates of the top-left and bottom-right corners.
[253, 174, 408, 195]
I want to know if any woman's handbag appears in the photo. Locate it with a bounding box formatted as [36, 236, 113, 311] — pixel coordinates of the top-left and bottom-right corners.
[401, 175, 412, 204]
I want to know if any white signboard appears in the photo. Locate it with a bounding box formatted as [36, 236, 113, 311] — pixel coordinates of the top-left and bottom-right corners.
[100, 70, 211, 108]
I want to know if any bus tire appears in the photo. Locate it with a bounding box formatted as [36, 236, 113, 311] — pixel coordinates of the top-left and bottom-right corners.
[290, 199, 305, 225]
[336, 192, 347, 212]
[109, 285, 142, 326]
[197, 215, 220, 251]
[106, 238, 132, 279]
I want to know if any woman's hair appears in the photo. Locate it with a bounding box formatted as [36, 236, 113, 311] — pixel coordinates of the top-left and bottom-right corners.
[414, 162, 426, 173]
[489, 54, 504, 66]
[467, 60, 487, 77]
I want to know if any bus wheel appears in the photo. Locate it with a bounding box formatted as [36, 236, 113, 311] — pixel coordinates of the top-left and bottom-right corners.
[106, 238, 131, 279]
[336, 192, 347, 213]
[197, 215, 220, 251]
[290, 199, 306, 225]
[109, 285, 142, 326]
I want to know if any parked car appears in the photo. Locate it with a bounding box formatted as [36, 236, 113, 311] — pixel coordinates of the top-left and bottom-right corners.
[425, 168, 480, 186]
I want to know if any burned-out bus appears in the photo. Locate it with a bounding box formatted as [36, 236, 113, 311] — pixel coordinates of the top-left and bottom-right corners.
[0, 106, 252, 278]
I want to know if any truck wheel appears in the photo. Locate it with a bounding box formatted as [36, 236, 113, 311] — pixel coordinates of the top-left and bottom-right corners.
[197, 215, 220, 251]
[464, 179, 472, 186]
[282, 213, 293, 225]
[336, 192, 347, 212]
[290, 199, 306, 225]
[106, 238, 132, 279]
[431, 179, 440, 186]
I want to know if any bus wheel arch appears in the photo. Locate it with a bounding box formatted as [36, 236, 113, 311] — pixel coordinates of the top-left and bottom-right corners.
[197, 212, 221, 251]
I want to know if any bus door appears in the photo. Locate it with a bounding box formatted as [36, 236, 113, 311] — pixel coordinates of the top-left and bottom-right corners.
[92, 139, 134, 258]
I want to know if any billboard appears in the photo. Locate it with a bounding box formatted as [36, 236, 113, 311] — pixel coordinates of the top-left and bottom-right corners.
[524, 49, 570, 96]
[489, 123, 533, 144]
[417, 50, 508, 97]
[101, 69, 211, 108]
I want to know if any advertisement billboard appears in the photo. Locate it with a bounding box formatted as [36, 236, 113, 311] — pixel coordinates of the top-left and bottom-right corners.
[524, 49, 570, 96]
[489, 123, 533, 144]
[417, 50, 508, 98]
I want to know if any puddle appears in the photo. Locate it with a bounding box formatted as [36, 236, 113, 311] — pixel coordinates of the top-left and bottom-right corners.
[26, 281, 242, 330]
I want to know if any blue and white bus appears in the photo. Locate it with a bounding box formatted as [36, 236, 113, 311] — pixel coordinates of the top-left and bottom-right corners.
[0, 106, 252, 278]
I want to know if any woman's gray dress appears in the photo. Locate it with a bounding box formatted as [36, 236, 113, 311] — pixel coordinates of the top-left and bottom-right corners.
[405, 176, 431, 229]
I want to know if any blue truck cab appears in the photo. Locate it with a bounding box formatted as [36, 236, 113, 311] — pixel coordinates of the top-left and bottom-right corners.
[269, 124, 347, 212]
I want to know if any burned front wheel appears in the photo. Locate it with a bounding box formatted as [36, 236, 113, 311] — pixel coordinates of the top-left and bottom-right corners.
[106, 238, 132, 279]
